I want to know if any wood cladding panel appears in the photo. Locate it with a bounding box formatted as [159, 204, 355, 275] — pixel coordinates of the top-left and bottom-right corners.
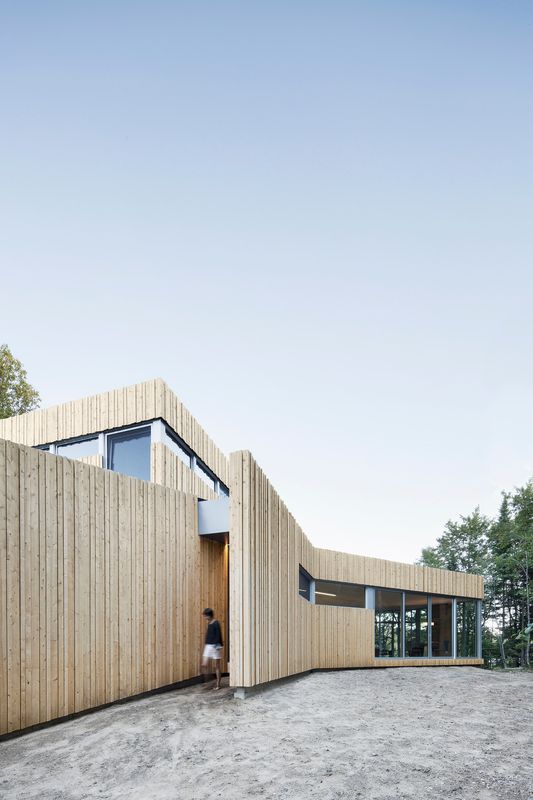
[0, 379, 229, 488]
[151, 443, 218, 501]
[229, 451, 484, 689]
[229, 452, 377, 688]
[0, 439, 228, 736]
[314, 547, 483, 599]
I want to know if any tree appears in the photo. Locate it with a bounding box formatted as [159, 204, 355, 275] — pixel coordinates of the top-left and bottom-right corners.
[419, 488, 533, 669]
[0, 344, 40, 419]
[418, 508, 490, 575]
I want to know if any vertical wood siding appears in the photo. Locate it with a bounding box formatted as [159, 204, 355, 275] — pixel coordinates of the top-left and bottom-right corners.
[229, 451, 483, 688]
[151, 443, 218, 501]
[0, 439, 227, 736]
[0, 379, 229, 487]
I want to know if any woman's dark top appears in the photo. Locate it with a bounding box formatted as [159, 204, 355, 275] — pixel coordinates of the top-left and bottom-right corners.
[205, 619, 223, 646]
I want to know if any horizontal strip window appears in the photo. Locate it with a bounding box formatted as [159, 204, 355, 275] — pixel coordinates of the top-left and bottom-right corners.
[163, 426, 192, 468]
[34, 417, 230, 496]
[194, 459, 217, 492]
[315, 580, 365, 608]
[56, 436, 99, 459]
[297, 571, 480, 659]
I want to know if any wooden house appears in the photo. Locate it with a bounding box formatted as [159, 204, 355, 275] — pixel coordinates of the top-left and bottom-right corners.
[0, 379, 483, 735]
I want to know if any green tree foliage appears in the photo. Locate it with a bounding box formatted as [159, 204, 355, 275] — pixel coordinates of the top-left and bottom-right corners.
[419, 488, 533, 668]
[418, 508, 490, 574]
[0, 344, 40, 419]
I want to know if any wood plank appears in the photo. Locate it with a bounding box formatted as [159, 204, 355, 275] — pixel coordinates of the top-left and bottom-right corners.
[0, 441, 8, 733]
[6, 442, 21, 732]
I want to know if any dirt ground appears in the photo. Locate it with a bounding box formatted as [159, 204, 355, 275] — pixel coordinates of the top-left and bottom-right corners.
[1, 667, 531, 800]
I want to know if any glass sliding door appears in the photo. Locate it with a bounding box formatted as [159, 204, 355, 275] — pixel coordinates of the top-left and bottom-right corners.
[375, 589, 402, 657]
[431, 596, 452, 656]
[405, 593, 428, 657]
[456, 599, 477, 657]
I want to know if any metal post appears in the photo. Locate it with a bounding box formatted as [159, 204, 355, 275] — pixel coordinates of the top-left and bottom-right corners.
[401, 592, 406, 658]
[427, 596, 432, 658]
[476, 599, 483, 659]
[451, 598, 457, 658]
[365, 587, 375, 609]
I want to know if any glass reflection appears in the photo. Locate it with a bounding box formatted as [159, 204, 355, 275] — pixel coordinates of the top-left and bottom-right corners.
[457, 599, 477, 657]
[299, 566, 311, 601]
[315, 581, 365, 608]
[56, 437, 98, 459]
[107, 427, 151, 481]
[405, 593, 428, 657]
[375, 589, 402, 657]
[431, 596, 452, 656]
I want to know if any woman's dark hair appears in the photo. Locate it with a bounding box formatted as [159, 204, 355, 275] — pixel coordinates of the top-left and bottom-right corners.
[203, 608, 214, 618]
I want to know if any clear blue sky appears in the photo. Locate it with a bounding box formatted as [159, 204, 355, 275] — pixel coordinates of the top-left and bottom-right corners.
[2, 2, 533, 563]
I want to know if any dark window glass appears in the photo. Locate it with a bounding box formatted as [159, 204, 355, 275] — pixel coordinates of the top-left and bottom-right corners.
[56, 437, 98, 459]
[299, 566, 311, 601]
[457, 599, 477, 657]
[431, 596, 452, 656]
[108, 427, 151, 481]
[405, 593, 428, 657]
[315, 580, 365, 608]
[219, 483, 230, 497]
[375, 589, 402, 657]
[194, 460, 216, 492]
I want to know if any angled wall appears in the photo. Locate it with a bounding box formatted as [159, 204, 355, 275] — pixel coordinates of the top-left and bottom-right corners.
[229, 451, 483, 689]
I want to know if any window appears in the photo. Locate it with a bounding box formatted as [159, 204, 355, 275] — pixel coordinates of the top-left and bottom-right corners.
[218, 482, 229, 497]
[315, 580, 365, 608]
[34, 445, 50, 451]
[431, 596, 452, 656]
[299, 566, 312, 601]
[56, 436, 99, 459]
[375, 589, 402, 657]
[457, 599, 477, 657]
[163, 427, 192, 467]
[107, 427, 151, 481]
[194, 460, 216, 492]
[405, 593, 428, 657]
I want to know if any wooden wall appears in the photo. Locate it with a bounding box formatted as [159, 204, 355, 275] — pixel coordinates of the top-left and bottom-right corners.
[151, 443, 218, 501]
[314, 547, 484, 598]
[229, 451, 376, 687]
[229, 451, 483, 688]
[0, 439, 228, 736]
[0, 379, 229, 487]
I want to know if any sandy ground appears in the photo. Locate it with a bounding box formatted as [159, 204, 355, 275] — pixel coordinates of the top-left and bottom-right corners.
[1, 667, 532, 800]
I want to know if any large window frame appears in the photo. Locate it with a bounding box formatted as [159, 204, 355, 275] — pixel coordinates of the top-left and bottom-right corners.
[36, 417, 230, 496]
[297, 574, 480, 660]
[106, 424, 152, 481]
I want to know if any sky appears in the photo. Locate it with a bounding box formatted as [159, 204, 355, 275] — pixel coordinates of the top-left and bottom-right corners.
[1, 2, 533, 564]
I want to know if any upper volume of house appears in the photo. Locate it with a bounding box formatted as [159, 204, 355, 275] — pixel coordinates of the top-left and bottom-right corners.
[0, 378, 229, 500]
